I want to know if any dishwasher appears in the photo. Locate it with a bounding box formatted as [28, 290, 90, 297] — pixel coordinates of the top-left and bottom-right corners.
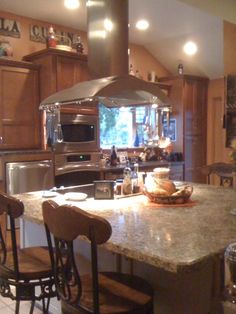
[6, 160, 54, 228]
[6, 160, 54, 195]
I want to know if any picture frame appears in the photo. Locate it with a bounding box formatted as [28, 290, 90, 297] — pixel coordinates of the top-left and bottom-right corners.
[94, 180, 114, 200]
[117, 151, 128, 164]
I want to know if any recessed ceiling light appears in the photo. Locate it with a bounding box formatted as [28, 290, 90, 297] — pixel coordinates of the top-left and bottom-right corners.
[183, 41, 198, 56]
[64, 0, 80, 10]
[135, 19, 149, 31]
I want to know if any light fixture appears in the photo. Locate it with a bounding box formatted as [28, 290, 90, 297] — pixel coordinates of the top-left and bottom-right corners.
[183, 41, 198, 56]
[64, 0, 80, 10]
[135, 19, 149, 31]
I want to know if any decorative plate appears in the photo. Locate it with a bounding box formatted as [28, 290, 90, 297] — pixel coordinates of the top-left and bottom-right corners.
[42, 191, 59, 198]
[143, 185, 193, 204]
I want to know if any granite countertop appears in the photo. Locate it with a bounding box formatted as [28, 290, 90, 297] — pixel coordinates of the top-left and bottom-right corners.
[0, 150, 51, 156]
[15, 182, 236, 273]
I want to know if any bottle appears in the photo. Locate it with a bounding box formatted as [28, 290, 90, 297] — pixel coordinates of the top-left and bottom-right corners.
[135, 70, 140, 78]
[132, 163, 140, 193]
[134, 130, 140, 147]
[115, 179, 123, 195]
[110, 145, 118, 166]
[76, 36, 84, 54]
[122, 161, 132, 195]
[46, 26, 56, 48]
[178, 63, 184, 75]
[129, 64, 134, 76]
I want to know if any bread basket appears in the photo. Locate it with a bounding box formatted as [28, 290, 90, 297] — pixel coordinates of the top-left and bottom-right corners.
[143, 185, 193, 204]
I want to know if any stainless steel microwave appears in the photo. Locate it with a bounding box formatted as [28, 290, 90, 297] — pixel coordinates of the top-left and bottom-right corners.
[52, 113, 99, 153]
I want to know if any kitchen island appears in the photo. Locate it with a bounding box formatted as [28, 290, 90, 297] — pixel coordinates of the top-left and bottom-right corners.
[16, 182, 236, 314]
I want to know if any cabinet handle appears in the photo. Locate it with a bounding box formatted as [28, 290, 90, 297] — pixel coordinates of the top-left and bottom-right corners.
[0, 136, 3, 144]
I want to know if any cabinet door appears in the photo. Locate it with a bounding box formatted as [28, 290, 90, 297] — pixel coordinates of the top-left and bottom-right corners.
[0, 66, 40, 149]
[183, 79, 207, 137]
[56, 56, 89, 91]
[184, 135, 206, 182]
[183, 78, 208, 182]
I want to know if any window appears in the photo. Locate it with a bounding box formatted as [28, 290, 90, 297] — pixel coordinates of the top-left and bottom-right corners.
[99, 104, 157, 149]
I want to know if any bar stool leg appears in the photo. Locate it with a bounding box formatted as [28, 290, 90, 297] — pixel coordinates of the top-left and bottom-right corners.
[29, 300, 35, 314]
[116, 253, 122, 272]
[15, 300, 20, 314]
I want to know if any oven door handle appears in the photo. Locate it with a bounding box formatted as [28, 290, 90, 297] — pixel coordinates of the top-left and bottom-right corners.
[55, 164, 99, 176]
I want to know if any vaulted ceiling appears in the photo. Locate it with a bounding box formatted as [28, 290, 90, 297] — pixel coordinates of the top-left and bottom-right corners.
[0, 0, 235, 79]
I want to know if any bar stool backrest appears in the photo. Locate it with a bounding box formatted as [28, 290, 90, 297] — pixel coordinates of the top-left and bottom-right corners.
[42, 200, 112, 313]
[0, 192, 24, 278]
[201, 162, 235, 186]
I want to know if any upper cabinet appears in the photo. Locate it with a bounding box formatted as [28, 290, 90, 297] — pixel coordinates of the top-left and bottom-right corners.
[0, 59, 40, 149]
[23, 48, 90, 101]
[159, 75, 209, 183]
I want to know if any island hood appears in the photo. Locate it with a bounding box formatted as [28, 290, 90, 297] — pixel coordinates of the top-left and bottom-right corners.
[39, 0, 171, 111]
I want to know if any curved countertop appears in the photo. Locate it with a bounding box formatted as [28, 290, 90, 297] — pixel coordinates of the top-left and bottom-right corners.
[15, 182, 236, 273]
[55, 160, 184, 176]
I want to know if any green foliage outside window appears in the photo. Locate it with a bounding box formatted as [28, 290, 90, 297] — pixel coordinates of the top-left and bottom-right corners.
[99, 104, 156, 149]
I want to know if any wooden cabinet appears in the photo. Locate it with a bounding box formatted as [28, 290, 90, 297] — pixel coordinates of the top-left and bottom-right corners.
[23, 48, 90, 101]
[159, 75, 208, 183]
[0, 59, 40, 149]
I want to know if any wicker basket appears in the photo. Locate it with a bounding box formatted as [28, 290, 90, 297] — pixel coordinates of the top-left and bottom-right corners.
[143, 185, 193, 204]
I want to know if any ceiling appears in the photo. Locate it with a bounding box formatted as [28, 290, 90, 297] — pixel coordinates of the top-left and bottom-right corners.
[0, 0, 235, 79]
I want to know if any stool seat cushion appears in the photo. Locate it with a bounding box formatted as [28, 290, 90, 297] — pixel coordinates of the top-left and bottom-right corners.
[0, 246, 52, 280]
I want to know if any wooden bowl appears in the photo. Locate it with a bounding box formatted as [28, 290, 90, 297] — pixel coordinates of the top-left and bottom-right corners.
[143, 185, 193, 204]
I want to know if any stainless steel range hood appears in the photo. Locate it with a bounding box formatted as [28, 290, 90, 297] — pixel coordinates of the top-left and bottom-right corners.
[39, 0, 171, 111]
[39, 74, 171, 110]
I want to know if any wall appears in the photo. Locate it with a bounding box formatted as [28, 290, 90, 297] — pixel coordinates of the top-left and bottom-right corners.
[224, 21, 236, 75]
[129, 43, 170, 80]
[206, 21, 236, 167]
[0, 10, 170, 79]
[209, 21, 236, 165]
[0, 10, 88, 60]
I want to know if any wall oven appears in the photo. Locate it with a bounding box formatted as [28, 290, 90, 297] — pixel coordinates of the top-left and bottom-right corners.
[52, 112, 99, 153]
[54, 151, 101, 187]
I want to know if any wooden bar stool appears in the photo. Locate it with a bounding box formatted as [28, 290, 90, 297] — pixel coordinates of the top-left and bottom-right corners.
[42, 200, 154, 314]
[0, 192, 57, 314]
[201, 162, 235, 187]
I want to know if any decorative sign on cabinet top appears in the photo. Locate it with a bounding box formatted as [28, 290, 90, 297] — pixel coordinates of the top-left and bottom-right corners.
[30, 24, 79, 47]
[0, 17, 20, 38]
